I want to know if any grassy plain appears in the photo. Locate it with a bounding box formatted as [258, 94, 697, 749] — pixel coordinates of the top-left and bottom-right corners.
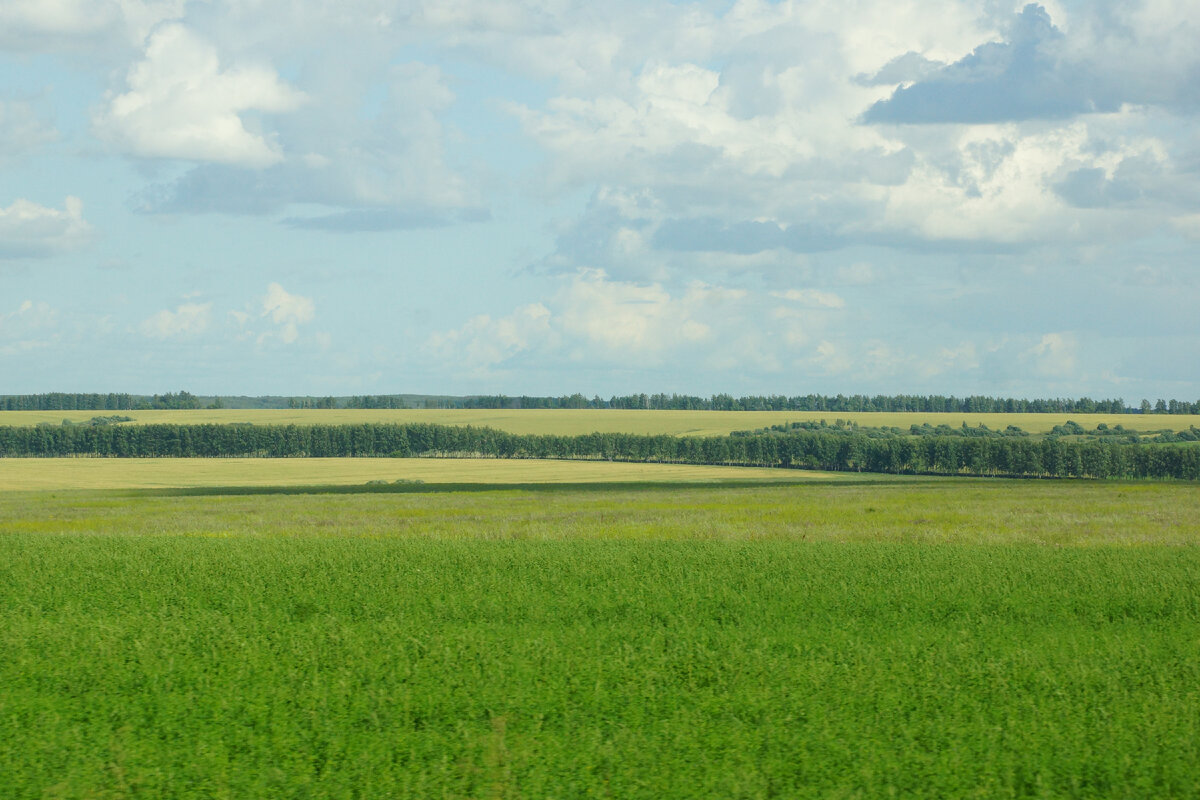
[2, 478, 1199, 797]
[4, 407, 1200, 435]
[0, 457, 835, 492]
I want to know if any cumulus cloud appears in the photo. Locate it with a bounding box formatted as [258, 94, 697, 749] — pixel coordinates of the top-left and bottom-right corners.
[260, 282, 315, 344]
[878, 122, 1168, 244]
[554, 268, 720, 358]
[855, 52, 945, 87]
[511, 0, 1200, 280]
[0, 197, 94, 258]
[429, 269, 843, 377]
[94, 24, 305, 167]
[1026, 331, 1079, 377]
[502, 5, 991, 269]
[428, 303, 554, 371]
[863, 5, 1089, 124]
[0, 0, 183, 50]
[139, 302, 211, 338]
[515, 56, 851, 187]
[133, 60, 484, 228]
[2, 0, 1197, 397]
[864, 3, 1200, 124]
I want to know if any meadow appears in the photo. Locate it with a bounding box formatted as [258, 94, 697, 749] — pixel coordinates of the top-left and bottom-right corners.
[2, 476, 1199, 798]
[4, 407, 1200, 436]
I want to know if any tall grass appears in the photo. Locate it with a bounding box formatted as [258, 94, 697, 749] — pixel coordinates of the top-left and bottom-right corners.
[2, 481, 1198, 798]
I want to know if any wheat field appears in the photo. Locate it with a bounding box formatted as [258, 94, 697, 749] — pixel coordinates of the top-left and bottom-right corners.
[0, 456, 843, 491]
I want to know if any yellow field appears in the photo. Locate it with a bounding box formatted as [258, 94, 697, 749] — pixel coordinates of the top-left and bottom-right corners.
[2, 408, 1198, 436]
[0, 457, 838, 492]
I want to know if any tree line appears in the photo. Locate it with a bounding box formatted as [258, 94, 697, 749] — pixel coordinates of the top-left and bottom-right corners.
[745, 419, 1200, 444]
[1, 392, 202, 411]
[8, 391, 1200, 414]
[2, 423, 1197, 480]
[455, 393, 1150, 413]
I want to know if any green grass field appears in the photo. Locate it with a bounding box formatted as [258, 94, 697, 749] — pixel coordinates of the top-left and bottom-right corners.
[2, 477, 1199, 797]
[4, 407, 1200, 435]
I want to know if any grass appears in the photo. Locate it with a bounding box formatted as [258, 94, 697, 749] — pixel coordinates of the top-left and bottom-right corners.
[0, 457, 838, 492]
[3, 407, 1200, 435]
[2, 479, 1199, 798]
[1, 479, 1196, 545]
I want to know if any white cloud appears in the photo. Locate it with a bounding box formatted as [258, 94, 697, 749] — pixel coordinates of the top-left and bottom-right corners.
[505, 0, 1198, 284]
[514, 56, 847, 186]
[0, 0, 185, 51]
[0, 197, 94, 258]
[771, 289, 845, 309]
[555, 269, 720, 357]
[927, 341, 980, 378]
[1026, 332, 1079, 378]
[880, 120, 1169, 244]
[503, 1, 990, 197]
[428, 303, 554, 372]
[260, 282, 315, 344]
[139, 302, 211, 339]
[0, 0, 121, 47]
[0, 299, 58, 356]
[0, 299, 56, 330]
[135, 60, 483, 225]
[429, 269, 830, 377]
[2, 0, 1198, 398]
[814, 340, 852, 374]
[94, 24, 305, 167]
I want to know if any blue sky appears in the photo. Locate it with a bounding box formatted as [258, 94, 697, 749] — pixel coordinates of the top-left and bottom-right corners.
[1, 0, 1197, 400]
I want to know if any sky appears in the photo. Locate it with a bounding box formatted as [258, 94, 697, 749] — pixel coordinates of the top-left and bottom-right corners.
[1, 0, 1197, 400]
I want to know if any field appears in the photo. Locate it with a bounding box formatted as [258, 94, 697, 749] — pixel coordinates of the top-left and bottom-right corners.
[2, 474, 1199, 797]
[0, 457, 836, 492]
[4, 407, 1200, 435]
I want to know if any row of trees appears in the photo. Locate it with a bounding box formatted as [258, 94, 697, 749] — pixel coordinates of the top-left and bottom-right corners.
[2, 423, 1198, 480]
[0, 391, 202, 411]
[747, 419, 1200, 444]
[334, 392, 1200, 414]
[1, 393, 138, 411]
[8, 391, 1200, 414]
[288, 397, 338, 409]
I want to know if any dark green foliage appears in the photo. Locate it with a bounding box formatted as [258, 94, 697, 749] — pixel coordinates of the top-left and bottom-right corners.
[9, 391, 1200, 412]
[0, 392, 137, 411]
[361, 392, 1163, 413]
[0, 391, 201, 411]
[72, 415, 135, 426]
[2, 422, 1199, 479]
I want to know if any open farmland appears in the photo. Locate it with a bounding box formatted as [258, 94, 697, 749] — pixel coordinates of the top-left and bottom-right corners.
[0, 457, 836, 492]
[4, 407, 1200, 435]
[2, 477, 1199, 797]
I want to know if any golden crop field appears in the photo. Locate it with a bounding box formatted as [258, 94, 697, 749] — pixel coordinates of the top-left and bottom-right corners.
[0, 457, 840, 492]
[2, 408, 1199, 435]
